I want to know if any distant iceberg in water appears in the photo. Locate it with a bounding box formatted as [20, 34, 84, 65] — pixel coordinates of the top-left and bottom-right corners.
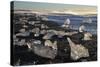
[61, 18, 71, 28]
[64, 18, 70, 25]
[82, 17, 92, 24]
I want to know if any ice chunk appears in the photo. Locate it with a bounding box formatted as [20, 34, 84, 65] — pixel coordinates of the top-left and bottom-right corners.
[67, 37, 89, 60]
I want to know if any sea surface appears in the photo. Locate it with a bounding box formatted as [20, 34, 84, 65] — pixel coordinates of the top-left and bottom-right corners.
[47, 15, 97, 34]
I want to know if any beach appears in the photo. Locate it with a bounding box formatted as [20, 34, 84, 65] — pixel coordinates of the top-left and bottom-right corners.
[12, 12, 97, 66]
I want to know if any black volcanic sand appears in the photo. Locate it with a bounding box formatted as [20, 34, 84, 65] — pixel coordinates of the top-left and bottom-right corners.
[12, 13, 97, 66]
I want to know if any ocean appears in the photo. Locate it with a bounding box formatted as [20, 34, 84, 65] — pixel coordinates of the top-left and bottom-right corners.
[47, 15, 97, 35]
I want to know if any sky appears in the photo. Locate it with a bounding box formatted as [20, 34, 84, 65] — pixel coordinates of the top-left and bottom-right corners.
[13, 1, 97, 15]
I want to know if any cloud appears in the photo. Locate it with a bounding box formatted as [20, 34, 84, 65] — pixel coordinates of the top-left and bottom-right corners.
[51, 9, 97, 15]
[51, 10, 79, 15]
[63, 10, 79, 15]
